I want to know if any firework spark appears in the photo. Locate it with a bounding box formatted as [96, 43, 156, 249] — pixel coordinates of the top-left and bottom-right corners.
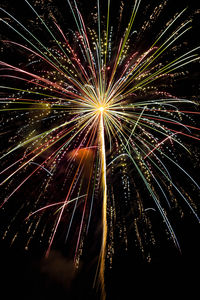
[0, 0, 200, 298]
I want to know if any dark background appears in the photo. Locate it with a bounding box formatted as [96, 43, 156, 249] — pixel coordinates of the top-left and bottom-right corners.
[0, 0, 199, 299]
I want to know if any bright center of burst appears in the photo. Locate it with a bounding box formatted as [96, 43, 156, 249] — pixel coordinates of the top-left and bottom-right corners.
[97, 105, 107, 114]
[99, 106, 105, 113]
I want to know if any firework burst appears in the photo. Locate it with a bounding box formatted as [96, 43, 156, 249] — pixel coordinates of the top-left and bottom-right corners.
[0, 0, 200, 298]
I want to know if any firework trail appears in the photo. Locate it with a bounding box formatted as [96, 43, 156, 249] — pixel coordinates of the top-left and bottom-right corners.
[0, 0, 200, 298]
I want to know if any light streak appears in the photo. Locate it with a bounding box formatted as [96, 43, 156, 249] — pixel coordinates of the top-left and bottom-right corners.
[99, 111, 107, 300]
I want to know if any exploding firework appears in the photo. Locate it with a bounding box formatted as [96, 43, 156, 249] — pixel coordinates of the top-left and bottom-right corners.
[0, 0, 199, 298]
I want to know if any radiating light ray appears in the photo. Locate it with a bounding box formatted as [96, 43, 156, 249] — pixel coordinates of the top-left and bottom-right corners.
[29, 162, 53, 176]
[26, 194, 87, 219]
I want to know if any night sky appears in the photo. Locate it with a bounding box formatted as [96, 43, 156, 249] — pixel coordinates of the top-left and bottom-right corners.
[0, 0, 200, 299]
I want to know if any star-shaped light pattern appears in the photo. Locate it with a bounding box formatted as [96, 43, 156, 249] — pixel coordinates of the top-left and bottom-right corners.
[0, 1, 199, 298]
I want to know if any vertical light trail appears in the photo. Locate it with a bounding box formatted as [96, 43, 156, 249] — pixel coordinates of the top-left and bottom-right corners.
[99, 111, 107, 300]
